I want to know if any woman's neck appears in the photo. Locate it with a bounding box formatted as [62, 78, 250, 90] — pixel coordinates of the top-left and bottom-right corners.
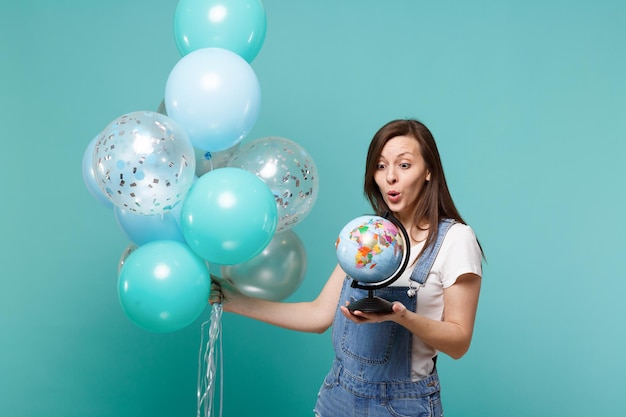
[394, 213, 429, 247]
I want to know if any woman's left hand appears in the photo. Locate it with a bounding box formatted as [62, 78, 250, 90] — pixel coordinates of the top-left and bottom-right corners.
[339, 301, 408, 324]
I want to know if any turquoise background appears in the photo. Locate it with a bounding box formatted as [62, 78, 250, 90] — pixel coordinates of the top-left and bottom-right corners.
[1, 0, 625, 416]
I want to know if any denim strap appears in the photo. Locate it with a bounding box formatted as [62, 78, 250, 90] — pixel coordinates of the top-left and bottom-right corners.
[408, 218, 455, 286]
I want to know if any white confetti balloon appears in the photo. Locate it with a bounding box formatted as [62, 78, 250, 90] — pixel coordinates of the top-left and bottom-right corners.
[93, 111, 196, 215]
[228, 137, 319, 232]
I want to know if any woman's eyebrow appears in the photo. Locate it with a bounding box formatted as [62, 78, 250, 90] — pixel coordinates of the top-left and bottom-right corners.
[382, 151, 414, 159]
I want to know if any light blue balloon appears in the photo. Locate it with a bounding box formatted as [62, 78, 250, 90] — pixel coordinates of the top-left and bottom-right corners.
[114, 204, 186, 246]
[118, 240, 211, 333]
[81, 135, 113, 209]
[181, 167, 277, 265]
[164, 47, 261, 153]
[174, 0, 267, 63]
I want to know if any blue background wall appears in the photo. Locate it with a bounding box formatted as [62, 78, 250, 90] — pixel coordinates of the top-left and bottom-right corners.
[1, 1, 625, 416]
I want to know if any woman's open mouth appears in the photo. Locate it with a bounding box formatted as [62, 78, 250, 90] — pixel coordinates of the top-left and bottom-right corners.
[387, 191, 401, 204]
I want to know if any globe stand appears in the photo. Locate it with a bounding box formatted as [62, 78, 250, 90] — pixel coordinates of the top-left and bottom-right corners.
[345, 212, 411, 315]
[346, 290, 394, 314]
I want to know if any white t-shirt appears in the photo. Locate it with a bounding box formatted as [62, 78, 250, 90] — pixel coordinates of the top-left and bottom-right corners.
[389, 222, 483, 380]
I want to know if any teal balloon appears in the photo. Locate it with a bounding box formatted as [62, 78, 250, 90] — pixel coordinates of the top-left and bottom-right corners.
[165, 47, 261, 153]
[118, 240, 211, 333]
[174, 0, 267, 63]
[221, 230, 307, 301]
[181, 167, 277, 265]
[114, 204, 186, 246]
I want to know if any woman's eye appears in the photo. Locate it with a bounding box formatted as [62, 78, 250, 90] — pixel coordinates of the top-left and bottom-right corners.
[376, 163, 386, 170]
[400, 163, 411, 169]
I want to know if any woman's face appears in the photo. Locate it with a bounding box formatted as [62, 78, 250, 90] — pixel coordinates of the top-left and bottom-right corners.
[373, 135, 430, 223]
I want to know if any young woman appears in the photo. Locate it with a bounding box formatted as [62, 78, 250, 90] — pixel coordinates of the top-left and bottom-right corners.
[211, 118, 483, 417]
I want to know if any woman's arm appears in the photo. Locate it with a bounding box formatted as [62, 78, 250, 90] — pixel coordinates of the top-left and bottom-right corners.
[217, 264, 347, 334]
[342, 273, 481, 359]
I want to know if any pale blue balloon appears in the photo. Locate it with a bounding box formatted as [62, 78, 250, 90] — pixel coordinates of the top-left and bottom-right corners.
[118, 240, 211, 333]
[81, 135, 113, 209]
[181, 167, 277, 265]
[164, 48, 261, 153]
[174, 0, 267, 63]
[114, 204, 186, 246]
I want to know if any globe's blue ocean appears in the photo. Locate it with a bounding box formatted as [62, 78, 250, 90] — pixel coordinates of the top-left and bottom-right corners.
[335, 215, 405, 283]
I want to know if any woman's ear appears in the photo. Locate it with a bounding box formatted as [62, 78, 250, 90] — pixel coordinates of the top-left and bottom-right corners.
[426, 171, 431, 181]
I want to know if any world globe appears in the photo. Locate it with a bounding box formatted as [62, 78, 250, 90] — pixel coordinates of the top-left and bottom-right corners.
[336, 215, 406, 284]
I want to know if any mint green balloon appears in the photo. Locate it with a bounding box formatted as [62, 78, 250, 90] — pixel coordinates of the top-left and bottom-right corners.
[174, 0, 267, 63]
[181, 167, 278, 265]
[118, 240, 211, 332]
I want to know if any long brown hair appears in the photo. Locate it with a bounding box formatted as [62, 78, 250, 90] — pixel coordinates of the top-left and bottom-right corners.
[364, 119, 469, 254]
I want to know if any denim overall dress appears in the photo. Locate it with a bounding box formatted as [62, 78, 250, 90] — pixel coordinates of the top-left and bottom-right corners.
[314, 219, 455, 417]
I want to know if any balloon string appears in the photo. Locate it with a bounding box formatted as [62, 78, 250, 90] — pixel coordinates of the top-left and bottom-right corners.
[197, 303, 223, 417]
[204, 151, 214, 172]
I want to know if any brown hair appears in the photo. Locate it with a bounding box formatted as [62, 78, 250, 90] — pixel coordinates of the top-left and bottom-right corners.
[364, 119, 468, 253]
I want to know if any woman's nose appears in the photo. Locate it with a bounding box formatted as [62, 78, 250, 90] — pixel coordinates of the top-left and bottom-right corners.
[386, 168, 397, 183]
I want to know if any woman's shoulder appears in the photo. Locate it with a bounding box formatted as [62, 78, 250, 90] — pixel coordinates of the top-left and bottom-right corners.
[441, 221, 482, 258]
[437, 221, 483, 284]
[446, 221, 478, 240]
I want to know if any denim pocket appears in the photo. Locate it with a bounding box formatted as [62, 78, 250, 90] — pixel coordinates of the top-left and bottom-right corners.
[385, 390, 443, 417]
[340, 318, 397, 364]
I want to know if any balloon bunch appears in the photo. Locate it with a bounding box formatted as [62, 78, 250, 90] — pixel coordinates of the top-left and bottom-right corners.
[80, 0, 318, 334]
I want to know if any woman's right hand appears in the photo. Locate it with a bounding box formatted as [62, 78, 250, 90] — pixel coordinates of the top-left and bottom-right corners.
[209, 275, 244, 312]
[209, 280, 223, 305]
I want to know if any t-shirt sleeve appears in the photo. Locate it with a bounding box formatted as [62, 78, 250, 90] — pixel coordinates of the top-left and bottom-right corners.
[439, 223, 483, 289]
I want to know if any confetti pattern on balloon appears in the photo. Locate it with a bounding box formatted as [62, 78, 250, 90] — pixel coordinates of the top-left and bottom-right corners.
[228, 136, 318, 232]
[93, 111, 196, 215]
